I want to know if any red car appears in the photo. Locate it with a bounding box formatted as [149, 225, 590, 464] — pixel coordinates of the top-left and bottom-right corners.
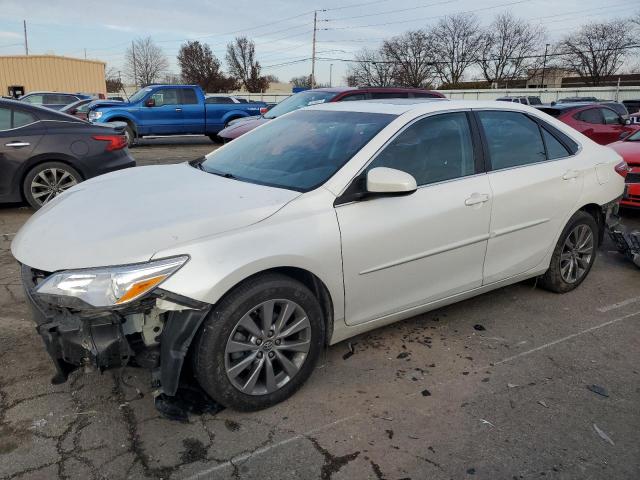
[535, 103, 639, 145]
[217, 87, 445, 141]
[609, 129, 640, 208]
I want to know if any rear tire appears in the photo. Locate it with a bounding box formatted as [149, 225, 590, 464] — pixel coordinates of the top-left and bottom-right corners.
[208, 134, 223, 144]
[124, 123, 136, 147]
[540, 211, 598, 293]
[192, 273, 325, 411]
[23, 162, 82, 209]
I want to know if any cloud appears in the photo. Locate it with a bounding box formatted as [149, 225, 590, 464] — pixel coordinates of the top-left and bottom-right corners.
[0, 31, 21, 40]
[104, 24, 134, 32]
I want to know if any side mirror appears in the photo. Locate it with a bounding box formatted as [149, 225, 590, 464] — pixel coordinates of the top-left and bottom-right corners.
[624, 119, 631, 125]
[366, 167, 417, 195]
[145, 98, 156, 107]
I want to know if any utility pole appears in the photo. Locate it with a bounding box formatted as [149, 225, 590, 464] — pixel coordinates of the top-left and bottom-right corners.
[310, 11, 317, 89]
[84, 48, 87, 60]
[23, 20, 28, 55]
[329, 63, 333, 87]
[541, 43, 550, 89]
[131, 40, 137, 88]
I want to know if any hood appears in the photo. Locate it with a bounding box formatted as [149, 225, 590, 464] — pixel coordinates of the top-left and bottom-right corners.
[608, 140, 640, 166]
[12, 163, 300, 272]
[90, 100, 131, 110]
[219, 117, 269, 139]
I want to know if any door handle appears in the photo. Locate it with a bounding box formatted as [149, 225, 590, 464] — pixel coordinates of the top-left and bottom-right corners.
[5, 141, 30, 148]
[562, 170, 579, 180]
[175, 108, 182, 112]
[464, 193, 490, 206]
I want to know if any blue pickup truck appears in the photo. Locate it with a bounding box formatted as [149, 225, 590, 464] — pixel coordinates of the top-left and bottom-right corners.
[88, 85, 266, 145]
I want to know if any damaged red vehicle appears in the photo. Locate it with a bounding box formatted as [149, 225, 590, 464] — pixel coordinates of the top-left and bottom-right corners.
[609, 129, 640, 208]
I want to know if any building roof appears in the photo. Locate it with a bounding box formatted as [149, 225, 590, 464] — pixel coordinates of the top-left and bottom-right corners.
[0, 54, 106, 66]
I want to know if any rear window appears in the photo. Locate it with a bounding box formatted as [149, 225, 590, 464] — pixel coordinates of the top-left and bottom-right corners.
[180, 88, 199, 105]
[206, 97, 234, 104]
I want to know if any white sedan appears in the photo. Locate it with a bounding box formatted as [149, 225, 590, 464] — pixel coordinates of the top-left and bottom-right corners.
[12, 99, 625, 412]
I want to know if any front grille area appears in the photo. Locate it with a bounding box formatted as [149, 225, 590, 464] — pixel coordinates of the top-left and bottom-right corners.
[626, 172, 640, 184]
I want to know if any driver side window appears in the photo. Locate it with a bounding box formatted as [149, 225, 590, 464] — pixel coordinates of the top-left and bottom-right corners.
[150, 89, 179, 106]
[368, 112, 476, 186]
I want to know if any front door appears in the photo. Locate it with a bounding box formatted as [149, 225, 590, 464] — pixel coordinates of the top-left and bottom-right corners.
[336, 111, 492, 326]
[140, 88, 184, 135]
[476, 110, 584, 284]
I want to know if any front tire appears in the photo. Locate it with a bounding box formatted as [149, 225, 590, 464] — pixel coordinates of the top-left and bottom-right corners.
[192, 273, 325, 411]
[540, 211, 598, 293]
[23, 162, 82, 209]
[123, 123, 136, 147]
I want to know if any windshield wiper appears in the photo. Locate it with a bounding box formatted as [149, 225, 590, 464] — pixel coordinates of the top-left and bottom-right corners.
[208, 169, 236, 179]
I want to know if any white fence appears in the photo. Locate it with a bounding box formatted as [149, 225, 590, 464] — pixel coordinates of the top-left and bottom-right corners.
[436, 86, 640, 103]
[234, 86, 640, 105]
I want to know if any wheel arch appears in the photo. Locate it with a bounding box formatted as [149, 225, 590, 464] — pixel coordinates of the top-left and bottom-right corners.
[577, 203, 605, 245]
[20, 155, 85, 200]
[104, 115, 137, 134]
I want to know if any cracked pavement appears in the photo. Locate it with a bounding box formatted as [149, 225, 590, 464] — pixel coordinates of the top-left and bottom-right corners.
[1, 139, 640, 479]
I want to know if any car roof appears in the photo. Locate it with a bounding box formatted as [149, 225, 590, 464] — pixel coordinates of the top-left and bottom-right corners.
[307, 98, 542, 116]
[307, 87, 441, 94]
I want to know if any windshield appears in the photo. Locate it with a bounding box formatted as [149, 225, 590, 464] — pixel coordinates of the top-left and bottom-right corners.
[627, 129, 640, 141]
[128, 88, 152, 103]
[200, 110, 395, 191]
[264, 91, 337, 119]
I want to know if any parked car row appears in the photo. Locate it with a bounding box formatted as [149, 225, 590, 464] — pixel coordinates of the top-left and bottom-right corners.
[217, 86, 445, 141]
[11, 99, 625, 413]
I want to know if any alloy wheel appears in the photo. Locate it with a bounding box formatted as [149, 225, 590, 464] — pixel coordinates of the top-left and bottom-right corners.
[224, 299, 312, 396]
[560, 224, 594, 283]
[30, 167, 78, 206]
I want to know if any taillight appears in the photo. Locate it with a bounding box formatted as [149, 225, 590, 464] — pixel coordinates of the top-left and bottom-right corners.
[259, 107, 268, 115]
[614, 161, 629, 178]
[92, 135, 127, 151]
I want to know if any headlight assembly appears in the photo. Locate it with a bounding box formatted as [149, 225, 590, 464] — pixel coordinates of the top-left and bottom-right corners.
[88, 111, 103, 121]
[35, 256, 188, 307]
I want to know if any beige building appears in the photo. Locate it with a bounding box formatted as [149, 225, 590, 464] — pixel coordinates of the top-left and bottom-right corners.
[0, 55, 106, 97]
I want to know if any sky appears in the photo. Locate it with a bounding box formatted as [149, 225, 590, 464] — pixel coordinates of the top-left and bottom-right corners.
[0, 0, 637, 87]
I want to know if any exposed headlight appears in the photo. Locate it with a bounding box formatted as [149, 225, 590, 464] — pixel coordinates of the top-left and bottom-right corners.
[36, 256, 188, 307]
[88, 110, 103, 121]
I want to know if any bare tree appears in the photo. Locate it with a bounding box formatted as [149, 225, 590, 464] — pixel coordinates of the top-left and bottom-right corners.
[105, 66, 123, 93]
[382, 30, 436, 88]
[477, 13, 545, 86]
[178, 41, 238, 92]
[226, 37, 270, 92]
[557, 20, 635, 86]
[124, 37, 169, 87]
[429, 13, 483, 87]
[346, 47, 395, 87]
[290, 75, 312, 88]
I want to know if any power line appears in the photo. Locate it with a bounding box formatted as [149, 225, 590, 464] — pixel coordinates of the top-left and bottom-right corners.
[325, 0, 460, 22]
[324, 0, 533, 30]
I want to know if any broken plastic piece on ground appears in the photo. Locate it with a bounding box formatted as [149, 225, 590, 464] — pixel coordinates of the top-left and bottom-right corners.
[473, 324, 486, 331]
[479, 419, 495, 427]
[593, 423, 615, 445]
[587, 384, 609, 397]
[155, 383, 225, 422]
[421, 389, 431, 397]
[607, 219, 640, 268]
[507, 383, 519, 388]
[538, 400, 549, 408]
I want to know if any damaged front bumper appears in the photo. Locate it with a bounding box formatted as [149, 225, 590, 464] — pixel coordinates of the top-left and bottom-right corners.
[21, 264, 211, 396]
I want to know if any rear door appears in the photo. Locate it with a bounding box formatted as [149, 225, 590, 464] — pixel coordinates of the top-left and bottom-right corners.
[0, 106, 43, 201]
[477, 110, 584, 284]
[179, 88, 204, 134]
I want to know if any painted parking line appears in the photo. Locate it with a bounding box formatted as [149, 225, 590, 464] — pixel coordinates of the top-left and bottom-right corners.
[187, 414, 359, 479]
[494, 310, 640, 366]
[597, 296, 640, 313]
